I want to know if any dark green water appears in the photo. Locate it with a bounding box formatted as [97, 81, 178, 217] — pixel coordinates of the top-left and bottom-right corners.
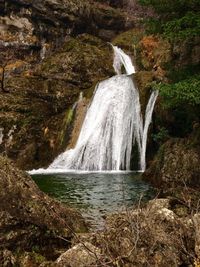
[32, 172, 155, 229]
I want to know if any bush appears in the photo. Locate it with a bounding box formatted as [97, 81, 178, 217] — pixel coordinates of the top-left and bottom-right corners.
[155, 75, 200, 108]
[139, 0, 200, 39]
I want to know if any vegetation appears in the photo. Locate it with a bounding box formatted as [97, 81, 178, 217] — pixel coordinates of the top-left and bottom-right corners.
[155, 75, 200, 108]
[139, 0, 200, 39]
[139, 0, 200, 137]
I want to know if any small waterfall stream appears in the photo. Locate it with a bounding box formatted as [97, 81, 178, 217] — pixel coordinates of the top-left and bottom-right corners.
[30, 46, 158, 173]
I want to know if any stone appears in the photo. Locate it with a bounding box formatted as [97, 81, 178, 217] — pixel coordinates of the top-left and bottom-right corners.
[56, 242, 101, 267]
[147, 198, 170, 212]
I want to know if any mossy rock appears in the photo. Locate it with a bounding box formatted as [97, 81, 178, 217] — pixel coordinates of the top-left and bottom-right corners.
[113, 28, 145, 69]
[0, 155, 87, 263]
[143, 133, 200, 192]
[134, 71, 154, 115]
[0, 34, 115, 169]
[37, 34, 114, 90]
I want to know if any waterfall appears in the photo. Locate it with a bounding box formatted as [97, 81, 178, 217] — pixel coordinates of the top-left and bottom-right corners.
[140, 90, 159, 171]
[112, 45, 135, 75]
[30, 45, 158, 173]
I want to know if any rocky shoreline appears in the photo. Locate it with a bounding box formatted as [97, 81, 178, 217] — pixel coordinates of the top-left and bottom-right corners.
[0, 155, 199, 266]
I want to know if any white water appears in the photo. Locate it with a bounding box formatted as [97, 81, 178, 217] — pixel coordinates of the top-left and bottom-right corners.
[112, 45, 135, 75]
[30, 46, 158, 174]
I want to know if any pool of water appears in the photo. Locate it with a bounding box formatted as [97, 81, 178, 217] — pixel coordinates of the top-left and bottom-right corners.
[32, 172, 155, 229]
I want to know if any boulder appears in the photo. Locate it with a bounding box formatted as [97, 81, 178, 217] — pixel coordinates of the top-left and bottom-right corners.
[143, 135, 200, 191]
[56, 242, 101, 267]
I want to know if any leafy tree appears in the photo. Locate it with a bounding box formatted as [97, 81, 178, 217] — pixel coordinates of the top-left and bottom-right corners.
[154, 75, 200, 108]
[139, 0, 200, 137]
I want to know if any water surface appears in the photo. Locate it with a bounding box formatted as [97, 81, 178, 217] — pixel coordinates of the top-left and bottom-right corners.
[32, 172, 155, 229]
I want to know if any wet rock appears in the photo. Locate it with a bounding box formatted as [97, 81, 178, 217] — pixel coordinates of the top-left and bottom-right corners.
[134, 70, 154, 115]
[98, 29, 116, 41]
[0, 155, 87, 263]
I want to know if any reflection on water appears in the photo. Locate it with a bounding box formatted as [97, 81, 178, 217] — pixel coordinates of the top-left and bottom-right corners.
[32, 172, 155, 229]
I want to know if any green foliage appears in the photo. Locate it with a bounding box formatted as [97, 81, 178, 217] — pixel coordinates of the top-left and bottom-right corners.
[139, 0, 200, 16]
[152, 127, 169, 145]
[139, 0, 200, 39]
[167, 64, 200, 83]
[155, 75, 200, 108]
[139, 0, 200, 137]
[164, 12, 200, 39]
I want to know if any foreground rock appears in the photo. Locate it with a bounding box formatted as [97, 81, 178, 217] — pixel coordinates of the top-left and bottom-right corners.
[56, 242, 101, 267]
[0, 155, 87, 265]
[54, 198, 199, 267]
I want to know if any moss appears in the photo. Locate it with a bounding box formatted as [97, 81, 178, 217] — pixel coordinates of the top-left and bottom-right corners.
[66, 108, 74, 125]
[33, 252, 46, 264]
[153, 144, 165, 177]
[57, 107, 75, 147]
[134, 71, 154, 115]
[113, 29, 144, 49]
[113, 29, 145, 68]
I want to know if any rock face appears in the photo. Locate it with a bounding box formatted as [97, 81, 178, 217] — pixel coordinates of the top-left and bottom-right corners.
[143, 127, 200, 191]
[0, 0, 130, 169]
[0, 0, 129, 44]
[0, 34, 114, 170]
[0, 155, 87, 264]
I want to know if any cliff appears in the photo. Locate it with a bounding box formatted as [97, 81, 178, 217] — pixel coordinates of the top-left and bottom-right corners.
[0, 0, 134, 169]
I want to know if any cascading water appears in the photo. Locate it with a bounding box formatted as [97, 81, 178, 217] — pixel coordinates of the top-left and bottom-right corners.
[30, 46, 158, 173]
